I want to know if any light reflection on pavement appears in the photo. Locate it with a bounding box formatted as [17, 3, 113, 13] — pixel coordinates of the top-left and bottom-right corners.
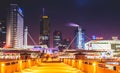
[14, 63, 84, 73]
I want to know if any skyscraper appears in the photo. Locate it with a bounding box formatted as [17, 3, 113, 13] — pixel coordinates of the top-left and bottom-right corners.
[53, 31, 62, 48]
[39, 9, 50, 47]
[75, 28, 85, 49]
[63, 38, 71, 49]
[0, 19, 6, 47]
[6, 4, 24, 48]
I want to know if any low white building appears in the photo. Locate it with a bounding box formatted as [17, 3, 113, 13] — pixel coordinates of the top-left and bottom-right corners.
[85, 40, 120, 51]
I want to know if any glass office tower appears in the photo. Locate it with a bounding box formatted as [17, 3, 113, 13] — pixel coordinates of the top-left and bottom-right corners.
[39, 15, 50, 47]
[6, 4, 24, 48]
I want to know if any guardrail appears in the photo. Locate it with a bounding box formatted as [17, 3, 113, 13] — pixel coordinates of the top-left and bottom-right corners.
[63, 58, 120, 73]
[0, 58, 41, 73]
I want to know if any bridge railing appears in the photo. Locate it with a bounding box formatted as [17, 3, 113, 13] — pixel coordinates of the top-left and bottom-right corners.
[0, 58, 41, 73]
[63, 58, 120, 73]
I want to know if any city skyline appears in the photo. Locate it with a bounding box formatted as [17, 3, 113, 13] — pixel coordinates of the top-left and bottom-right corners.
[0, 0, 120, 45]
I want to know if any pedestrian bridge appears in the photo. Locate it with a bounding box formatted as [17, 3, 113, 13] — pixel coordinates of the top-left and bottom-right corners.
[0, 59, 82, 73]
[0, 58, 120, 73]
[15, 62, 82, 73]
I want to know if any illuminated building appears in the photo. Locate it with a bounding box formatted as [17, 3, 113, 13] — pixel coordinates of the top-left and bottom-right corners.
[63, 38, 71, 49]
[75, 28, 85, 49]
[0, 19, 6, 47]
[85, 39, 120, 51]
[85, 39, 120, 59]
[53, 31, 62, 48]
[6, 4, 24, 48]
[39, 14, 50, 47]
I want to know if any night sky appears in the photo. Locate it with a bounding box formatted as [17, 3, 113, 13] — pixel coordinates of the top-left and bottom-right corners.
[0, 0, 120, 45]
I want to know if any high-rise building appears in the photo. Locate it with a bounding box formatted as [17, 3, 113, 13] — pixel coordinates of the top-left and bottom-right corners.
[63, 38, 71, 49]
[53, 31, 62, 48]
[6, 4, 24, 48]
[0, 19, 6, 47]
[39, 15, 50, 47]
[75, 28, 85, 49]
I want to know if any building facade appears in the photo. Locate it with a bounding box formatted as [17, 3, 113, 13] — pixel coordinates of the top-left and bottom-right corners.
[39, 16, 50, 47]
[85, 40, 120, 51]
[75, 28, 85, 49]
[6, 4, 24, 48]
[0, 19, 6, 47]
[63, 38, 71, 49]
[53, 31, 62, 48]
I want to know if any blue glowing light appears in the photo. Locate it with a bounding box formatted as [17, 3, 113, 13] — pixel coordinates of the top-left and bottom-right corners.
[92, 35, 96, 40]
[18, 8, 23, 15]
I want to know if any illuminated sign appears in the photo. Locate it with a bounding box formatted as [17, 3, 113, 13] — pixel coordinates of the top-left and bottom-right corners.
[112, 36, 118, 40]
[96, 37, 103, 40]
[92, 42, 108, 44]
[42, 16, 48, 18]
[92, 35, 103, 40]
[54, 36, 60, 39]
[41, 36, 49, 40]
[92, 35, 96, 40]
[54, 36, 61, 41]
[18, 8, 23, 16]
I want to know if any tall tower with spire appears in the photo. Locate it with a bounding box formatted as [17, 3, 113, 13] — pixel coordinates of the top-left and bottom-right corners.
[39, 8, 50, 47]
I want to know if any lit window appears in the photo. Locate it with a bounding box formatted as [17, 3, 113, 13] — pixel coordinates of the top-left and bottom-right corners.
[2, 26, 5, 29]
[14, 9, 16, 11]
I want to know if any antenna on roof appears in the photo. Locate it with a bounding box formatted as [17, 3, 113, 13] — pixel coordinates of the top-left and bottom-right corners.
[42, 8, 45, 16]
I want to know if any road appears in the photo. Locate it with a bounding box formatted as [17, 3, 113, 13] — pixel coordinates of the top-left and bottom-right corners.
[15, 62, 84, 73]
